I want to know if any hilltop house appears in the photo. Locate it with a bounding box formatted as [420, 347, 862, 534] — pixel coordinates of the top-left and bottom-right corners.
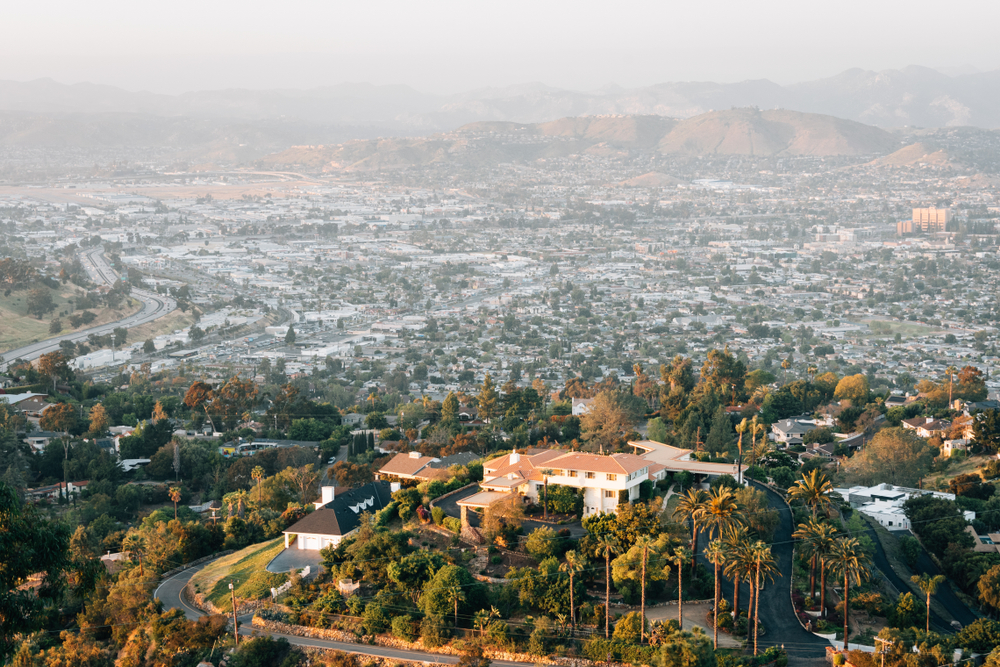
[467, 448, 651, 516]
[377, 451, 479, 482]
[282, 482, 391, 551]
[771, 419, 813, 446]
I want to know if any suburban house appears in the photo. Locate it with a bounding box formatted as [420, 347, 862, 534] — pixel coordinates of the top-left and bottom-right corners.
[942, 438, 970, 457]
[377, 451, 478, 482]
[471, 448, 651, 516]
[571, 398, 595, 416]
[966, 525, 1000, 553]
[23, 431, 64, 452]
[282, 482, 391, 551]
[902, 416, 951, 439]
[771, 419, 813, 446]
[834, 483, 972, 530]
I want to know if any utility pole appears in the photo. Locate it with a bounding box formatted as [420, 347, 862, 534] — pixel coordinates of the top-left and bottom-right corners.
[229, 582, 239, 646]
[874, 636, 893, 667]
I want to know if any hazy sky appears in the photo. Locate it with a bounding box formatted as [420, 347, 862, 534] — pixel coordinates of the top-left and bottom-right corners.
[5, 0, 999, 93]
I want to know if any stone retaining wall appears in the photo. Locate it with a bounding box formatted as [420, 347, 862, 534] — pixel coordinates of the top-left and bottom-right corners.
[252, 616, 602, 666]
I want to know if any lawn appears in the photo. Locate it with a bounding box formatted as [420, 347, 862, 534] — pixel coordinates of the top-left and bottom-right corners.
[921, 454, 988, 491]
[862, 319, 943, 338]
[661, 486, 680, 523]
[189, 538, 288, 611]
[0, 284, 140, 351]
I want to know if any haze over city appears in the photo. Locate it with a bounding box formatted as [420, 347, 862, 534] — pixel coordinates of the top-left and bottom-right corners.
[5, 4, 1000, 667]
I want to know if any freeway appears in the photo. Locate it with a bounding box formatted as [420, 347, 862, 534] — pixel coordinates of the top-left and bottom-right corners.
[0, 247, 177, 370]
[155, 562, 529, 667]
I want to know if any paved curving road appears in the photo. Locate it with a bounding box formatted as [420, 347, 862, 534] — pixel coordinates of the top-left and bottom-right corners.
[155, 560, 530, 666]
[1, 247, 176, 369]
[694, 483, 829, 666]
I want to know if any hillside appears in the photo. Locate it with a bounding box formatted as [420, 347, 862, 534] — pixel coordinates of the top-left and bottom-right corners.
[657, 109, 897, 156]
[868, 141, 952, 167]
[260, 109, 897, 171]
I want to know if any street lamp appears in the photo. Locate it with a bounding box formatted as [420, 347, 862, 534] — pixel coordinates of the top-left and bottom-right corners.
[229, 582, 239, 646]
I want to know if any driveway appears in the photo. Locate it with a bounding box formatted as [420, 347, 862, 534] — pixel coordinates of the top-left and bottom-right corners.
[644, 600, 742, 648]
[860, 525, 978, 630]
[266, 547, 323, 574]
[694, 483, 829, 665]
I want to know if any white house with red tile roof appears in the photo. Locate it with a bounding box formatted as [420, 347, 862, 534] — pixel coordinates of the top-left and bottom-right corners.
[479, 448, 651, 516]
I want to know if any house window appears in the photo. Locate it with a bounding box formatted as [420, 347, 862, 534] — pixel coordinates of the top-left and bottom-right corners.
[585, 472, 595, 479]
[604, 490, 615, 498]
[567, 470, 577, 478]
[607, 474, 617, 481]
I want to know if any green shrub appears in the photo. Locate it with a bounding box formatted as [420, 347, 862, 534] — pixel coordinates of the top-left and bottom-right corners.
[443, 517, 461, 534]
[431, 506, 446, 526]
[391, 614, 415, 642]
[490, 555, 503, 565]
[420, 613, 450, 647]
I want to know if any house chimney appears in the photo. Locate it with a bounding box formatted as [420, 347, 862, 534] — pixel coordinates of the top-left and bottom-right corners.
[321, 486, 335, 505]
[926, 417, 933, 424]
[409, 451, 421, 459]
[509, 450, 520, 464]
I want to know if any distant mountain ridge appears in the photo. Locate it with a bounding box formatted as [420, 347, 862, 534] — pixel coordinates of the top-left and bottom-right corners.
[259, 109, 898, 172]
[2, 65, 999, 130]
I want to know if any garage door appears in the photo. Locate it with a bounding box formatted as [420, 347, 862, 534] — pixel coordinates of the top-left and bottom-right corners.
[300, 536, 321, 550]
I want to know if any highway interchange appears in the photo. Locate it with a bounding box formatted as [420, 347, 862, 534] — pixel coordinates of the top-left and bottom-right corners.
[1, 247, 176, 370]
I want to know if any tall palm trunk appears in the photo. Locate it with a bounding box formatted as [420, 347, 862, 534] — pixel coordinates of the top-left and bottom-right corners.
[809, 554, 817, 600]
[753, 562, 762, 656]
[843, 573, 850, 650]
[640, 549, 647, 644]
[605, 549, 611, 639]
[677, 559, 684, 629]
[569, 572, 576, 636]
[925, 591, 931, 634]
[746, 578, 754, 641]
[713, 560, 720, 650]
[690, 524, 699, 570]
[732, 573, 741, 621]
[820, 561, 827, 617]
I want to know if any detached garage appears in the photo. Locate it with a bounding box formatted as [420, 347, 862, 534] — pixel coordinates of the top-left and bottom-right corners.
[283, 481, 391, 551]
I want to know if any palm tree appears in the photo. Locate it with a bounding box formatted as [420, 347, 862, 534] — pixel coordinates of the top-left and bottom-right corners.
[750, 417, 767, 467]
[735, 418, 750, 483]
[560, 550, 586, 636]
[793, 519, 838, 607]
[911, 573, 946, 634]
[807, 365, 818, 381]
[788, 469, 834, 520]
[446, 585, 466, 628]
[704, 539, 725, 650]
[781, 357, 792, 383]
[722, 524, 753, 620]
[828, 537, 871, 649]
[814, 523, 839, 617]
[750, 541, 778, 656]
[672, 547, 692, 629]
[946, 365, 957, 405]
[751, 436, 771, 467]
[593, 534, 620, 638]
[473, 606, 500, 636]
[224, 490, 250, 518]
[673, 488, 709, 567]
[540, 468, 555, 519]
[251, 465, 265, 504]
[701, 487, 744, 560]
[122, 533, 146, 577]
[168, 486, 182, 520]
[633, 536, 658, 644]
